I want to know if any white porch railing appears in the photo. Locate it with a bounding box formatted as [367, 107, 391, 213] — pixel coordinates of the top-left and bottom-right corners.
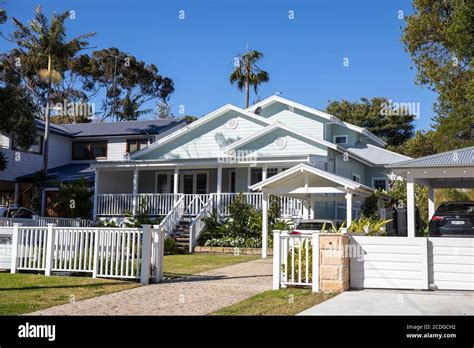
[0, 216, 94, 227]
[273, 230, 319, 291]
[8, 224, 164, 284]
[96, 192, 303, 218]
[188, 196, 214, 253]
[158, 195, 186, 236]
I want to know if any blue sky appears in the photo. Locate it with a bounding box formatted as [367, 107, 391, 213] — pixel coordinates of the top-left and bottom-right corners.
[3, 0, 437, 131]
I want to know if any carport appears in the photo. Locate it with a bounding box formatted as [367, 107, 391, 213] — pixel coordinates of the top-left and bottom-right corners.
[387, 146, 474, 237]
[250, 163, 378, 258]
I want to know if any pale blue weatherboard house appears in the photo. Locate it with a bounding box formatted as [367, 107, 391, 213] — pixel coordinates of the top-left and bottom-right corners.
[92, 95, 410, 248]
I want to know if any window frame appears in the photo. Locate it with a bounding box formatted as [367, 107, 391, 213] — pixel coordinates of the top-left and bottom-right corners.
[333, 135, 348, 145]
[72, 140, 108, 160]
[126, 138, 148, 154]
[351, 172, 361, 183]
[371, 177, 387, 190]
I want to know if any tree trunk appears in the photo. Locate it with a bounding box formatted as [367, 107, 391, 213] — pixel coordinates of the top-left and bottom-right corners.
[41, 55, 52, 216]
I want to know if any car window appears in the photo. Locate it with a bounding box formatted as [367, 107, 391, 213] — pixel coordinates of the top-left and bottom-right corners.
[297, 222, 331, 230]
[437, 203, 474, 214]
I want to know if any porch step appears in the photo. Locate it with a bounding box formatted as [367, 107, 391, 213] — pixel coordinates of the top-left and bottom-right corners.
[173, 219, 193, 252]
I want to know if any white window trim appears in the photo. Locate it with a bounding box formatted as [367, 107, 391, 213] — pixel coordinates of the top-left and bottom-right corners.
[333, 135, 348, 145]
[351, 172, 361, 183]
[371, 177, 387, 190]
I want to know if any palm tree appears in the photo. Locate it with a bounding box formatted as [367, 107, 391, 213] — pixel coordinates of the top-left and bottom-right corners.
[230, 49, 269, 108]
[11, 5, 95, 174]
[116, 94, 152, 121]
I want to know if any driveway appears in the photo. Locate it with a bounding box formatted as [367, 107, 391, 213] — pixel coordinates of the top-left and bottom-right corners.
[299, 289, 474, 315]
[29, 258, 272, 315]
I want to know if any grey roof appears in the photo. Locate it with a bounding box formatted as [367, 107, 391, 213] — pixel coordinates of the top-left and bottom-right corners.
[387, 146, 474, 168]
[345, 143, 411, 165]
[34, 118, 186, 138]
[58, 118, 186, 137]
[17, 163, 95, 186]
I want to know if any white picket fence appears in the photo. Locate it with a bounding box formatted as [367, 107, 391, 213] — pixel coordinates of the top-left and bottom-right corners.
[8, 224, 164, 284]
[273, 230, 319, 292]
[0, 216, 94, 227]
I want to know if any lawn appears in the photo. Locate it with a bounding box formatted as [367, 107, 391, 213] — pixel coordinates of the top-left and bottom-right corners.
[0, 273, 140, 315]
[163, 253, 259, 277]
[211, 288, 337, 316]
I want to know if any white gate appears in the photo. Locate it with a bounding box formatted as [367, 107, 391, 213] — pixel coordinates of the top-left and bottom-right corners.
[350, 236, 474, 291]
[429, 238, 474, 290]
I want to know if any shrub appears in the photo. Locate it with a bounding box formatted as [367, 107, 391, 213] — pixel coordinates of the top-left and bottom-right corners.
[227, 192, 253, 237]
[49, 178, 93, 218]
[197, 209, 229, 245]
[203, 236, 270, 248]
[348, 217, 393, 236]
[164, 237, 180, 255]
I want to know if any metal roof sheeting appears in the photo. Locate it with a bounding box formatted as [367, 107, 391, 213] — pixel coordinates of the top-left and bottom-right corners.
[388, 146, 474, 168]
[345, 143, 411, 165]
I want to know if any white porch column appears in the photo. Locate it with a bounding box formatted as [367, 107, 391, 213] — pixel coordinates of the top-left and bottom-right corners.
[13, 183, 19, 205]
[428, 185, 435, 221]
[173, 167, 179, 202]
[93, 169, 100, 220]
[262, 164, 267, 181]
[407, 175, 416, 238]
[217, 164, 222, 216]
[247, 167, 251, 191]
[309, 200, 315, 219]
[345, 193, 353, 228]
[132, 168, 138, 215]
[262, 190, 269, 259]
[303, 199, 310, 219]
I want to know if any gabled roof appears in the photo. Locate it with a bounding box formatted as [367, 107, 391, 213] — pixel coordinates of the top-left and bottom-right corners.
[131, 104, 272, 159]
[387, 146, 474, 168]
[345, 143, 411, 165]
[247, 95, 386, 146]
[220, 122, 339, 155]
[250, 163, 374, 194]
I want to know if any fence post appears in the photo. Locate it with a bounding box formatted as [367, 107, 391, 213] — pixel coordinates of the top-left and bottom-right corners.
[152, 226, 165, 283]
[92, 229, 99, 278]
[44, 224, 55, 276]
[272, 230, 281, 290]
[140, 225, 152, 285]
[10, 224, 20, 274]
[312, 232, 320, 292]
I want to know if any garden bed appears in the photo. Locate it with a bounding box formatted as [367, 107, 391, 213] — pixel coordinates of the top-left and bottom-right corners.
[194, 246, 273, 255]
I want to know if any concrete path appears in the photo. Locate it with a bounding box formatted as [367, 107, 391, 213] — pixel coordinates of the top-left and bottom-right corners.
[30, 258, 272, 315]
[299, 289, 474, 315]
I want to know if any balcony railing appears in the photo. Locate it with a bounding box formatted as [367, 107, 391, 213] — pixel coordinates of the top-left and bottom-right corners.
[96, 193, 303, 218]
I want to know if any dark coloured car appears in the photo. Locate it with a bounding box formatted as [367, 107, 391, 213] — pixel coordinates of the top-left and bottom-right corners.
[429, 201, 474, 237]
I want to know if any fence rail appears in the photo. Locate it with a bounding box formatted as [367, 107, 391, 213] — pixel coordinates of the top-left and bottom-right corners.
[8, 224, 164, 284]
[0, 216, 94, 228]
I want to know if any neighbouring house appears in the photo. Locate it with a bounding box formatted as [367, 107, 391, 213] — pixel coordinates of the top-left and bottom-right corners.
[91, 95, 411, 249]
[0, 118, 187, 214]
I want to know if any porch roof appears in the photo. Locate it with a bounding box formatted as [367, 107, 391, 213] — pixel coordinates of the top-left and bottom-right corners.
[250, 163, 375, 200]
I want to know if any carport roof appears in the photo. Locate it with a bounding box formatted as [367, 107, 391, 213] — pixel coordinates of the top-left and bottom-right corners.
[250, 163, 376, 198]
[387, 146, 474, 168]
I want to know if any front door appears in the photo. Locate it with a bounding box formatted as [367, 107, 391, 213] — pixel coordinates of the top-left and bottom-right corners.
[181, 172, 208, 194]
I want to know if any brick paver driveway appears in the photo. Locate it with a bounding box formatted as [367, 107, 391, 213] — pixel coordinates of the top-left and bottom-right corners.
[30, 258, 272, 315]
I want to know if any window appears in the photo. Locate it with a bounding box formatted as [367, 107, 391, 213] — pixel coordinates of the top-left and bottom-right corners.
[333, 135, 348, 144]
[127, 138, 148, 154]
[372, 178, 386, 190]
[12, 135, 43, 154]
[351, 173, 361, 183]
[196, 173, 207, 194]
[267, 168, 279, 178]
[250, 168, 262, 185]
[72, 141, 107, 160]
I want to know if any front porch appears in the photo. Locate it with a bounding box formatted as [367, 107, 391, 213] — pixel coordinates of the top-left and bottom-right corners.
[93, 161, 309, 219]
